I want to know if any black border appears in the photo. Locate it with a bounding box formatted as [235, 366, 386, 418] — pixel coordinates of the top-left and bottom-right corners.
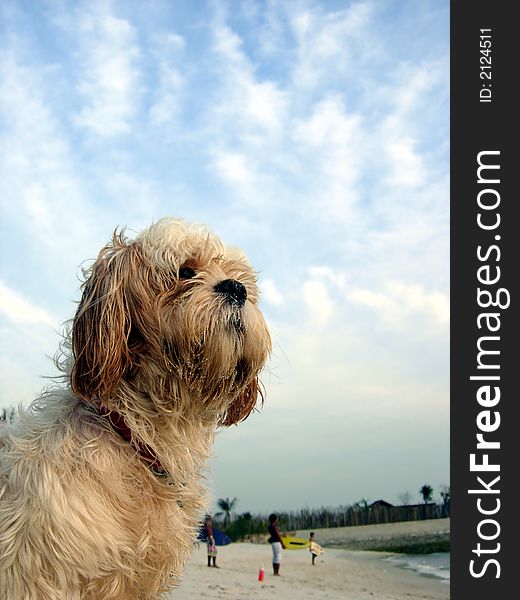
[451, 1, 516, 595]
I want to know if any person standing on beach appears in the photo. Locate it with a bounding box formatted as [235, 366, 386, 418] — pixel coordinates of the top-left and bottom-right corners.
[267, 513, 286, 576]
[309, 532, 323, 565]
[204, 514, 219, 568]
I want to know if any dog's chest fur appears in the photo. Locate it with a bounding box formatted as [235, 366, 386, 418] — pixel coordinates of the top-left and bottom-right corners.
[0, 394, 209, 598]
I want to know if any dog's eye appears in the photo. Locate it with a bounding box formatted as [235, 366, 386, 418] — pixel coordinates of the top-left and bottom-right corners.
[179, 266, 196, 280]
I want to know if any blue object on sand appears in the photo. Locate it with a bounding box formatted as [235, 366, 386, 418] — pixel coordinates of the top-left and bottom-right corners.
[197, 526, 232, 546]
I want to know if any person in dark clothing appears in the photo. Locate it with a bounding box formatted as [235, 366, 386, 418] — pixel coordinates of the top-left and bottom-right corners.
[267, 513, 286, 575]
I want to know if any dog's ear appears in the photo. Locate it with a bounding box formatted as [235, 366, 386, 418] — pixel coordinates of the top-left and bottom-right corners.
[219, 377, 264, 426]
[71, 234, 136, 403]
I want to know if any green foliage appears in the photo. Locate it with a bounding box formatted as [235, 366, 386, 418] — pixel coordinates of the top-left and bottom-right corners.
[221, 512, 266, 542]
[419, 484, 433, 504]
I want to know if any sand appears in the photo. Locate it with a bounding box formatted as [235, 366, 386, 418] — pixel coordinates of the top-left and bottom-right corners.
[167, 520, 450, 600]
[294, 517, 450, 550]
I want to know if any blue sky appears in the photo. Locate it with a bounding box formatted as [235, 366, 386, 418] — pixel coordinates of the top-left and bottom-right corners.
[0, 0, 449, 513]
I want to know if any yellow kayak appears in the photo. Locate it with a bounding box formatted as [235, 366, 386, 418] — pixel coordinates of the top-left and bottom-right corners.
[280, 535, 310, 550]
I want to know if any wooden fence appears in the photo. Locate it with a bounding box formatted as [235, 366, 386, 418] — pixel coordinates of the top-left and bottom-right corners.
[214, 501, 450, 538]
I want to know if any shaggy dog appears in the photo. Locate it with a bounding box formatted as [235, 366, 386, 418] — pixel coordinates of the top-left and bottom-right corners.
[0, 218, 271, 599]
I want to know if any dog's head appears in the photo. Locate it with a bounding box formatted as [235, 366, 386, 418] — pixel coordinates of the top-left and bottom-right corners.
[71, 218, 271, 425]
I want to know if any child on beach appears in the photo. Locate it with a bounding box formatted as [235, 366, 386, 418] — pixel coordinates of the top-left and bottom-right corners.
[309, 532, 323, 565]
[204, 514, 219, 568]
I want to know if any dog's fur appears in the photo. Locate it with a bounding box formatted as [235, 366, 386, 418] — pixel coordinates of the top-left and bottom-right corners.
[0, 218, 271, 599]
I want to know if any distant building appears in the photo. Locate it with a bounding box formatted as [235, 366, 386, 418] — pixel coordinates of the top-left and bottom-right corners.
[369, 500, 394, 509]
[365, 499, 441, 524]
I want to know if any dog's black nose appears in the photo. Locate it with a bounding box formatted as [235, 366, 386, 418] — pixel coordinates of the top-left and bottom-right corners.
[214, 279, 247, 307]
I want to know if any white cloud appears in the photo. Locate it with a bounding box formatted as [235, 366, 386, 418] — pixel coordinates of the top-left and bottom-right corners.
[348, 281, 449, 328]
[246, 80, 287, 134]
[74, 7, 141, 136]
[204, 22, 293, 198]
[207, 5, 444, 231]
[389, 282, 449, 325]
[0, 51, 92, 256]
[261, 279, 283, 306]
[385, 139, 425, 187]
[294, 95, 363, 176]
[302, 279, 333, 326]
[308, 267, 347, 292]
[211, 24, 289, 139]
[0, 280, 56, 327]
[149, 33, 186, 127]
[378, 61, 446, 190]
[251, 0, 286, 59]
[211, 152, 253, 187]
[290, 2, 374, 89]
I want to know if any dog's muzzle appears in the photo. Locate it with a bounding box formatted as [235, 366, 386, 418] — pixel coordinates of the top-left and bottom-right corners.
[214, 279, 247, 307]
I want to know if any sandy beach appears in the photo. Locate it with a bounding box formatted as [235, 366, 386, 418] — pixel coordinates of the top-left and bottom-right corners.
[168, 520, 450, 599]
[294, 518, 450, 551]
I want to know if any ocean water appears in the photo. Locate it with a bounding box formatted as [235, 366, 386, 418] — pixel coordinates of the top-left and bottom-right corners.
[384, 552, 450, 582]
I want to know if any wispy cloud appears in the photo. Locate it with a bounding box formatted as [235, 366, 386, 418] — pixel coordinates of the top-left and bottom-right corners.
[348, 282, 449, 329]
[211, 23, 289, 136]
[261, 279, 284, 306]
[148, 33, 186, 127]
[290, 1, 375, 90]
[73, 5, 142, 137]
[211, 152, 255, 187]
[0, 50, 93, 264]
[0, 280, 56, 327]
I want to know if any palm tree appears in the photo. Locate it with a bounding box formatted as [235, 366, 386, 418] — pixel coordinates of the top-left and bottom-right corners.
[419, 484, 433, 504]
[217, 497, 238, 527]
